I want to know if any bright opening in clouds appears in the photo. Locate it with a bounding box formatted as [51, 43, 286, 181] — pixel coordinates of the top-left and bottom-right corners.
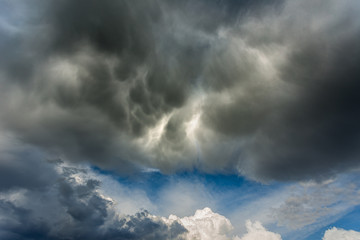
[1, 0, 360, 239]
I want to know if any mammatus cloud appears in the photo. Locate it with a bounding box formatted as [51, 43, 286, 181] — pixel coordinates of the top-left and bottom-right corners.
[1, 0, 360, 181]
[322, 227, 360, 240]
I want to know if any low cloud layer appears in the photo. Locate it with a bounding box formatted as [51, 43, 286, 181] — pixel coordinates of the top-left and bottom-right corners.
[0, 136, 358, 240]
[0, 157, 187, 240]
[1, 0, 360, 181]
[0, 142, 282, 240]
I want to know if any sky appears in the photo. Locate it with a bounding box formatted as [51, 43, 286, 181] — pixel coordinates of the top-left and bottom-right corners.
[0, 0, 360, 239]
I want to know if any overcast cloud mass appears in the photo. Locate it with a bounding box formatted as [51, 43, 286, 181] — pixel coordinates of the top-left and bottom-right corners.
[1, 0, 360, 239]
[1, 0, 360, 181]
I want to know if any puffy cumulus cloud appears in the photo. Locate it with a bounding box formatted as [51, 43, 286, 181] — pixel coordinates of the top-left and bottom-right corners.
[0, 156, 187, 240]
[169, 207, 235, 240]
[323, 227, 360, 240]
[164, 207, 282, 240]
[1, 0, 360, 181]
[236, 221, 282, 240]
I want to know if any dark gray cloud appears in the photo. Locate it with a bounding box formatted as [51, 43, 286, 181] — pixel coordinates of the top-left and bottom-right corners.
[232, 0, 360, 181]
[0, 153, 56, 191]
[0, 158, 187, 240]
[0, 0, 216, 172]
[1, 0, 360, 181]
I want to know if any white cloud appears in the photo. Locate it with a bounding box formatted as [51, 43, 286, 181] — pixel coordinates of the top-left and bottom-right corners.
[323, 227, 360, 240]
[164, 207, 282, 240]
[236, 220, 282, 240]
[170, 207, 234, 240]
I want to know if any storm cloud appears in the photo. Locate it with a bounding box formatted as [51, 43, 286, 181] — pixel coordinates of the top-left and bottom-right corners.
[0, 157, 187, 240]
[1, 0, 360, 181]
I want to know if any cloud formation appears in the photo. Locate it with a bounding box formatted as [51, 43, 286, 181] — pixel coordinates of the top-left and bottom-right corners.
[166, 207, 283, 240]
[236, 221, 282, 240]
[323, 227, 360, 240]
[0, 156, 187, 240]
[0, 141, 283, 240]
[1, 0, 360, 181]
[273, 178, 360, 230]
[170, 207, 234, 240]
